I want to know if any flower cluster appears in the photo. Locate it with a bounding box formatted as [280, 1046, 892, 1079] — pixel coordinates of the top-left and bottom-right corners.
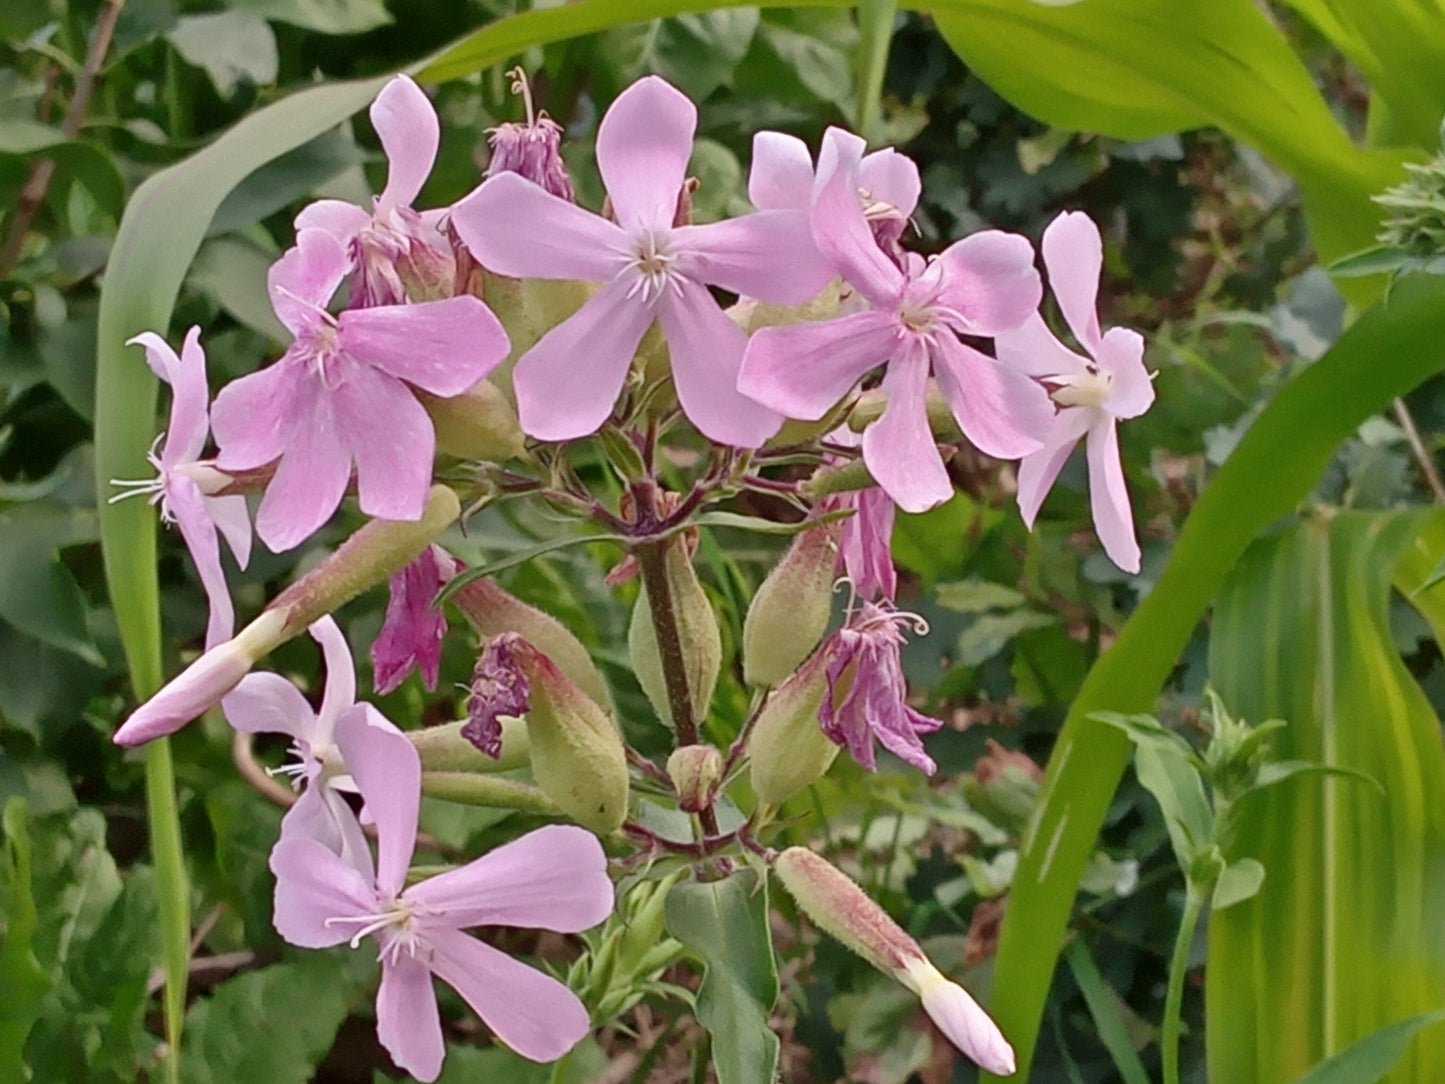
[114, 70, 1156, 1078]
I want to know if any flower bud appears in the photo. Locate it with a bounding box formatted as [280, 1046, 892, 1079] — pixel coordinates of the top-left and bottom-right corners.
[629, 539, 722, 729]
[666, 744, 724, 813]
[409, 717, 531, 772]
[469, 634, 629, 835]
[747, 649, 839, 804]
[450, 575, 609, 708]
[742, 520, 840, 687]
[417, 379, 526, 463]
[773, 847, 1015, 1076]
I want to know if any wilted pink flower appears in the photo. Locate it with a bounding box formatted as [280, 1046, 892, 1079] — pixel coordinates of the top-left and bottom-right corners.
[270, 705, 613, 1080]
[294, 75, 453, 307]
[485, 67, 576, 201]
[210, 227, 509, 551]
[995, 211, 1154, 573]
[824, 486, 897, 602]
[821, 599, 942, 773]
[452, 75, 832, 448]
[372, 545, 456, 694]
[739, 128, 1050, 513]
[111, 328, 251, 649]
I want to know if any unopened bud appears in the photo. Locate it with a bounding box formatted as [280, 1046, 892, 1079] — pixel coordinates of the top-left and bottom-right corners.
[471, 634, 629, 834]
[774, 847, 1015, 1076]
[748, 649, 839, 804]
[846, 381, 961, 440]
[629, 539, 722, 729]
[742, 521, 840, 687]
[450, 575, 609, 707]
[113, 609, 287, 746]
[418, 379, 526, 462]
[410, 717, 530, 772]
[396, 236, 461, 302]
[666, 744, 724, 813]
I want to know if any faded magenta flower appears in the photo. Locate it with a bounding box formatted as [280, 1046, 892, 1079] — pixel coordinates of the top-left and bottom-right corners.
[485, 68, 576, 201]
[111, 328, 251, 649]
[824, 486, 897, 602]
[270, 705, 613, 1080]
[372, 545, 456, 695]
[821, 599, 942, 774]
[210, 227, 509, 551]
[994, 211, 1155, 573]
[294, 75, 453, 307]
[739, 128, 1051, 513]
[452, 75, 832, 448]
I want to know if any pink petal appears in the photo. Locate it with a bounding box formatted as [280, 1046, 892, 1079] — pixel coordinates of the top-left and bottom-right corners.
[310, 615, 356, 741]
[205, 493, 252, 568]
[657, 281, 782, 447]
[113, 637, 257, 746]
[812, 128, 903, 309]
[426, 927, 592, 1063]
[376, 954, 444, 1083]
[1098, 327, 1154, 418]
[738, 309, 900, 421]
[408, 824, 612, 932]
[452, 173, 624, 281]
[859, 147, 921, 218]
[335, 703, 419, 898]
[372, 75, 439, 214]
[993, 312, 1085, 379]
[1015, 412, 1090, 528]
[294, 199, 370, 243]
[252, 386, 351, 552]
[221, 671, 313, 738]
[931, 337, 1050, 461]
[1041, 210, 1103, 353]
[269, 230, 350, 336]
[168, 479, 234, 649]
[748, 131, 813, 211]
[212, 357, 303, 472]
[597, 76, 695, 231]
[512, 277, 654, 441]
[932, 230, 1042, 335]
[339, 295, 509, 397]
[678, 211, 832, 304]
[860, 347, 953, 513]
[331, 365, 434, 523]
[1085, 417, 1141, 573]
[278, 786, 375, 880]
[917, 976, 1017, 1076]
[269, 835, 377, 948]
[131, 328, 210, 466]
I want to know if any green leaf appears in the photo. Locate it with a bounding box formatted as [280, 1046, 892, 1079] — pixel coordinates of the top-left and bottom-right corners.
[1062, 939, 1151, 1084]
[1207, 512, 1445, 1081]
[1133, 741, 1212, 874]
[954, 609, 1055, 667]
[0, 119, 126, 217]
[208, 130, 363, 237]
[983, 275, 1445, 1082]
[1212, 858, 1265, 910]
[665, 871, 780, 1084]
[180, 953, 366, 1084]
[1289, 1011, 1445, 1084]
[0, 501, 102, 665]
[935, 579, 1028, 613]
[190, 237, 286, 341]
[0, 799, 51, 1081]
[232, 0, 393, 34]
[652, 11, 761, 100]
[167, 11, 279, 98]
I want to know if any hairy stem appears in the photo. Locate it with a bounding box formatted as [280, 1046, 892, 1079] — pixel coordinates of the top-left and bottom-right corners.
[1162, 883, 1207, 1084]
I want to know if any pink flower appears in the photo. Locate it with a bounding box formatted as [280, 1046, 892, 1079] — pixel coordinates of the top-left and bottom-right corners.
[294, 75, 453, 307]
[994, 211, 1154, 573]
[270, 705, 613, 1080]
[210, 227, 510, 551]
[826, 486, 897, 602]
[372, 545, 456, 695]
[485, 68, 576, 202]
[739, 128, 1051, 513]
[899, 958, 1016, 1076]
[112, 328, 251, 648]
[821, 600, 942, 774]
[223, 616, 369, 865]
[451, 75, 832, 448]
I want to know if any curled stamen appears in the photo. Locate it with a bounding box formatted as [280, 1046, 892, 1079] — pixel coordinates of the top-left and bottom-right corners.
[506, 66, 537, 128]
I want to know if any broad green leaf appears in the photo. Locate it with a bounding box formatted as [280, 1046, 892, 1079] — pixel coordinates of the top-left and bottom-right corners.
[1290, 1011, 1445, 1084]
[0, 799, 51, 1081]
[0, 119, 126, 216]
[180, 953, 366, 1084]
[954, 609, 1055, 667]
[983, 275, 1445, 1082]
[652, 11, 762, 100]
[208, 130, 363, 237]
[190, 237, 287, 341]
[1212, 858, 1264, 910]
[1133, 741, 1212, 874]
[1208, 512, 1445, 1082]
[1063, 939, 1151, 1084]
[0, 501, 102, 665]
[665, 871, 779, 1084]
[935, 580, 1028, 613]
[232, 0, 393, 34]
[167, 11, 279, 98]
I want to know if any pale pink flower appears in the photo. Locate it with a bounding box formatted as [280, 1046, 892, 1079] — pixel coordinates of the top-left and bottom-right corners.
[372, 545, 456, 695]
[739, 128, 1051, 513]
[270, 705, 613, 1080]
[994, 211, 1154, 573]
[294, 75, 453, 307]
[111, 328, 251, 649]
[821, 599, 942, 773]
[451, 75, 832, 448]
[210, 227, 509, 551]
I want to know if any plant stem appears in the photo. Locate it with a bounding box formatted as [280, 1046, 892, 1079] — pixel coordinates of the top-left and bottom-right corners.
[1162, 883, 1207, 1084]
[144, 740, 187, 1084]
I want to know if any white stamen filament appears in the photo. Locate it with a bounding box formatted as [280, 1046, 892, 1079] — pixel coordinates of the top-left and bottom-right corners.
[108, 434, 170, 515]
[623, 231, 685, 304]
[325, 897, 417, 952]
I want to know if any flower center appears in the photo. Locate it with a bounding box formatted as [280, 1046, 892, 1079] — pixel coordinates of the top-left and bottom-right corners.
[1045, 365, 1113, 409]
[326, 896, 422, 962]
[625, 230, 683, 304]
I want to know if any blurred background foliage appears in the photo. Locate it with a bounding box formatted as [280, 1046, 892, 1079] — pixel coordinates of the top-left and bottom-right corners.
[4, 1, 1445, 1082]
